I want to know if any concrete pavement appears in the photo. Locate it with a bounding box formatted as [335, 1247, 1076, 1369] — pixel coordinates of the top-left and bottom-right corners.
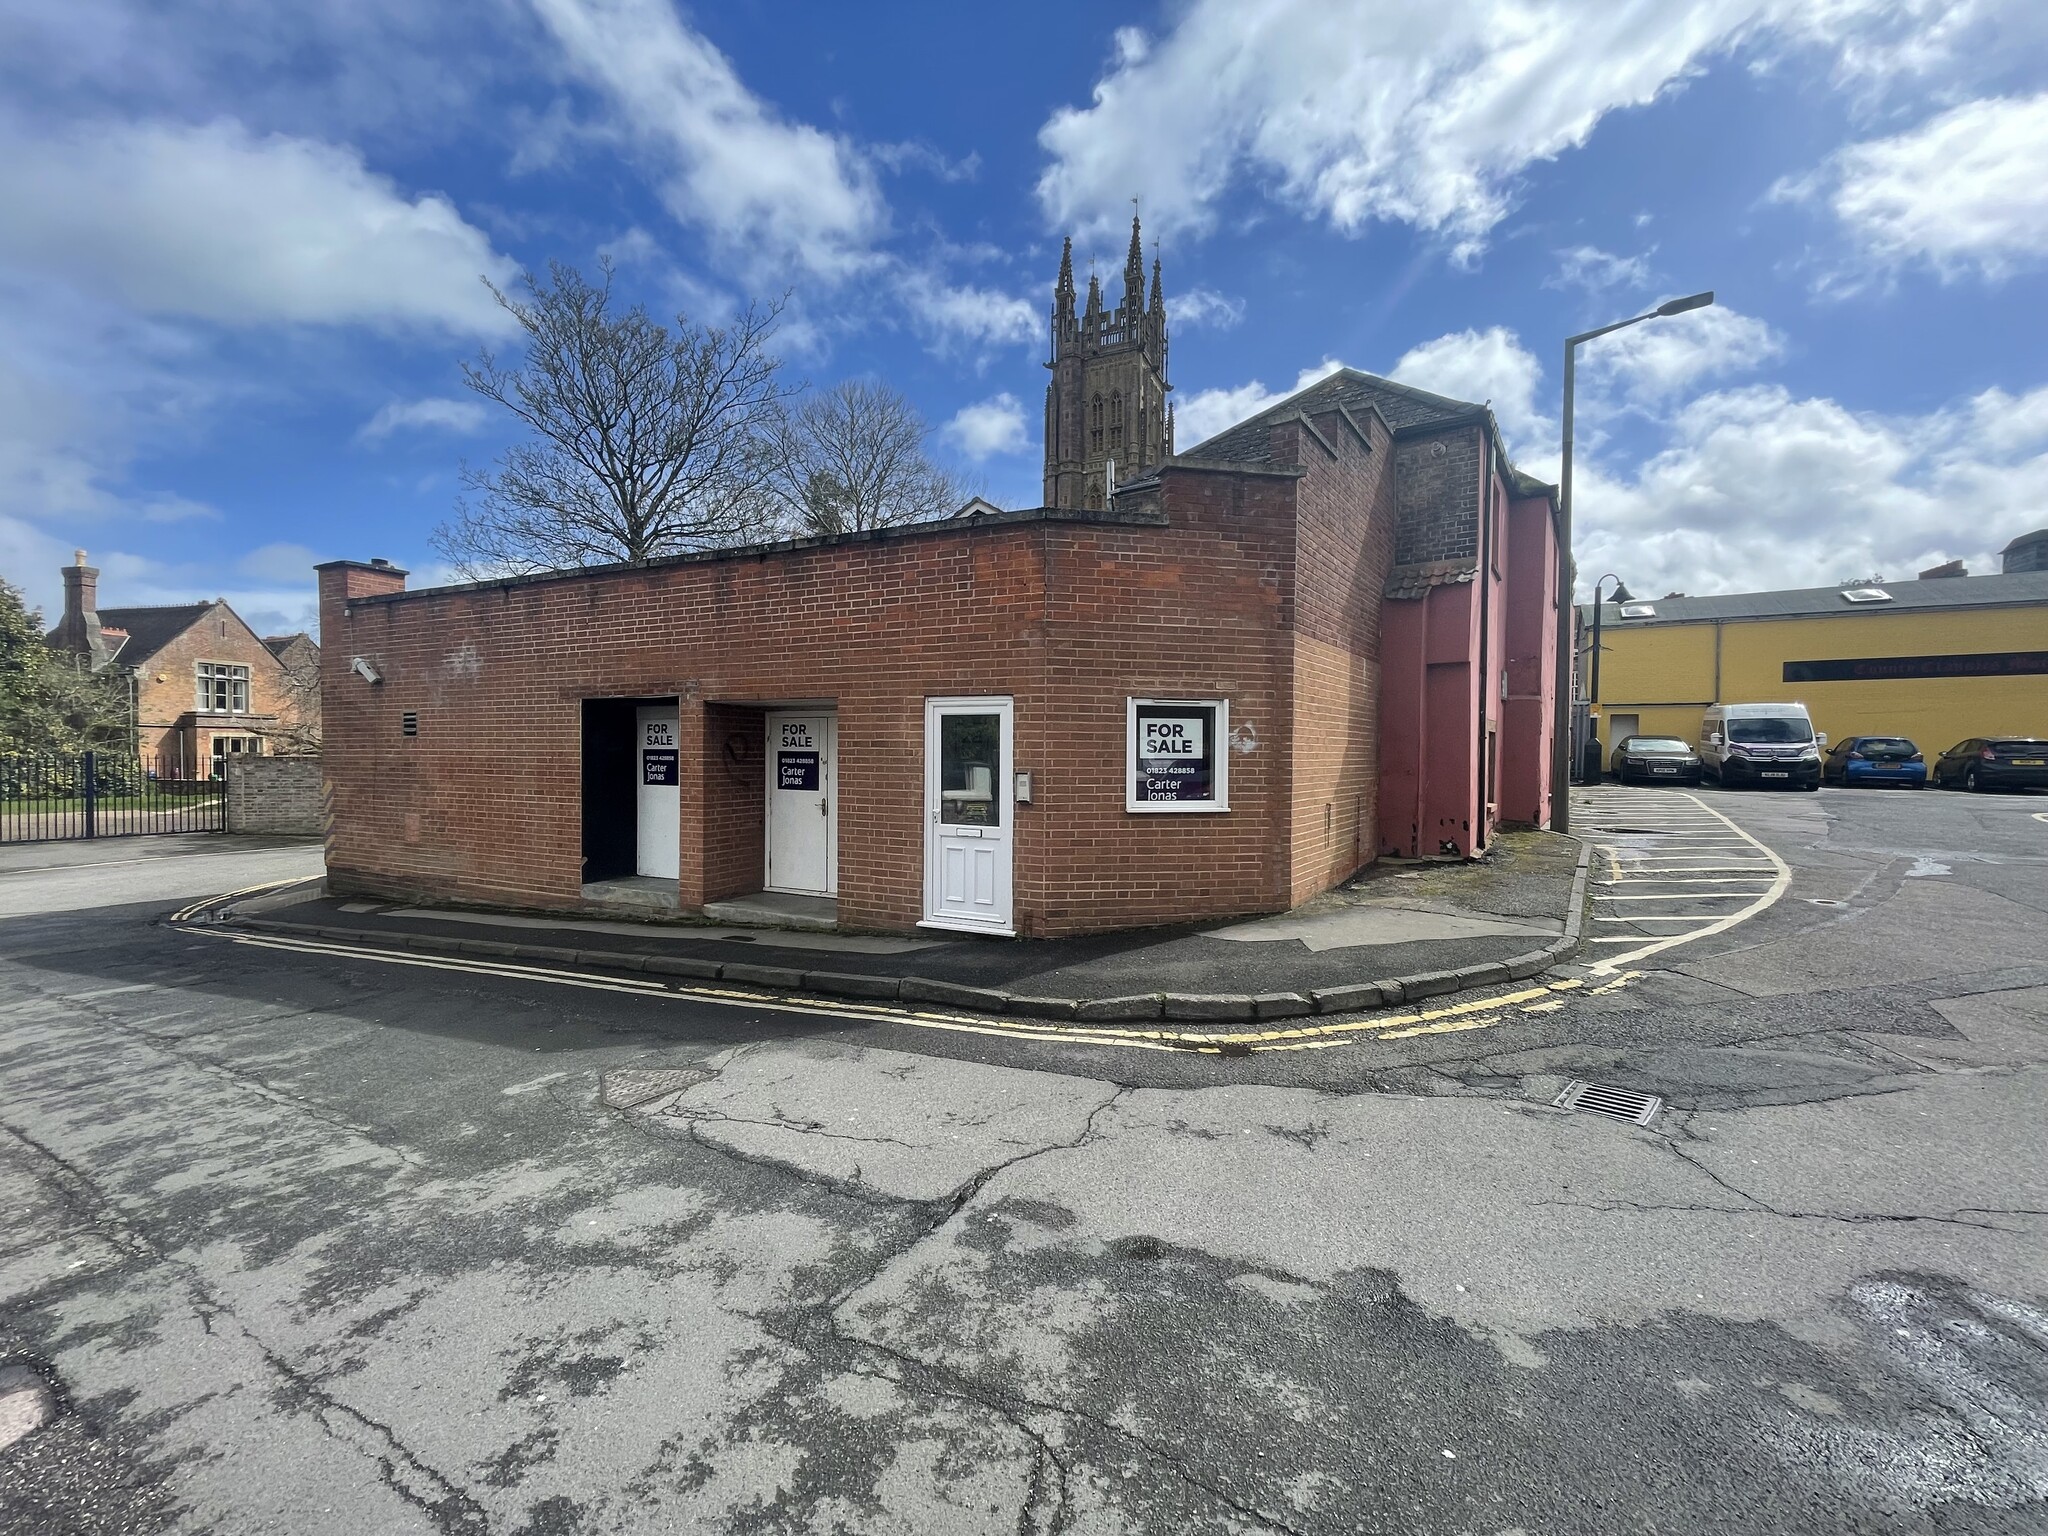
[0, 791, 2044, 1533]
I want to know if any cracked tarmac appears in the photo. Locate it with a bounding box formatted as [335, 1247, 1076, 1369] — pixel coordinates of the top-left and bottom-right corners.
[1, 787, 2045, 1533]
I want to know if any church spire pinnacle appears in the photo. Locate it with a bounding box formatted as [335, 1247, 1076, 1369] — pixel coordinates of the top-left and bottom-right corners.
[1056, 236, 1074, 301]
[1123, 206, 1145, 312]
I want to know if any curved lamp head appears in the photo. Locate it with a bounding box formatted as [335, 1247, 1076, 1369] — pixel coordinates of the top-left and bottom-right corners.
[1655, 291, 1714, 317]
[1609, 579, 1634, 604]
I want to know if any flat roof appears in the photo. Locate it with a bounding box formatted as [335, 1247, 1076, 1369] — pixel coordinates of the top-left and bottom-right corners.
[1582, 568, 2048, 626]
[336, 503, 1167, 607]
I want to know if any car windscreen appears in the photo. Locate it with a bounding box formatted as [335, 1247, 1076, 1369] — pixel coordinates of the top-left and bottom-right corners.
[1855, 738, 1915, 758]
[1990, 739, 2048, 753]
[1728, 717, 1812, 743]
[1626, 738, 1691, 753]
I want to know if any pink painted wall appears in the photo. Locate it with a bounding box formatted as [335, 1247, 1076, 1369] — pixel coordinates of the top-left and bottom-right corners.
[1377, 465, 1557, 858]
[1499, 494, 1560, 828]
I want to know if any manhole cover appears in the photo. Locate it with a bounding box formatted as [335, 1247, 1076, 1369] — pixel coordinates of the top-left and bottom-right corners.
[601, 1068, 714, 1109]
[1554, 1079, 1662, 1126]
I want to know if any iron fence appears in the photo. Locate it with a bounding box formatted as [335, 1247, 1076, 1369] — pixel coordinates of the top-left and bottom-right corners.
[0, 751, 225, 843]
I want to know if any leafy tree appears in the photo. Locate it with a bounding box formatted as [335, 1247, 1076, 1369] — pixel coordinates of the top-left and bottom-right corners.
[0, 580, 130, 754]
[433, 260, 793, 576]
[764, 380, 966, 537]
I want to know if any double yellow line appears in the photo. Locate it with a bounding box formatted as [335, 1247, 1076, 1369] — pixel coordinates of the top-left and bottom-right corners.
[175, 908, 1629, 1056]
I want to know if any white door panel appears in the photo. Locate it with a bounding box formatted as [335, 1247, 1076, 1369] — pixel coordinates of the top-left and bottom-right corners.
[635, 704, 680, 879]
[924, 697, 1013, 933]
[766, 712, 835, 895]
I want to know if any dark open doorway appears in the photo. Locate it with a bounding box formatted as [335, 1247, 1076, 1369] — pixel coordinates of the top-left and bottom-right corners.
[580, 698, 639, 883]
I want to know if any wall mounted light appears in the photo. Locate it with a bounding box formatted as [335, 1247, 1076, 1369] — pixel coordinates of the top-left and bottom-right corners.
[350, 656, 382, 685]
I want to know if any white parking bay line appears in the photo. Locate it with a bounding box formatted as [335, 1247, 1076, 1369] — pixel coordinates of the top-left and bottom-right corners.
[1579, 789, 1792, 974]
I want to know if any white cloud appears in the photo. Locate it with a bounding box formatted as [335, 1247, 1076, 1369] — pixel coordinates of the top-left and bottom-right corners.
[1177, 360, 1347, 448]
[1390, 327, 1551, 451]
[943, 395, 1028, 461]
[1036, 0, 1988, 256]
[1573, 381, 2048, 598]
[529, 0, 884, 281]
[1779, 92, 2048, 283]
[1167, 287, 1245, 330]
[0, 117, 515, 332]
[895, 270, 1037, 350]
[358, 396, 489, 444]
[1550, 245, 1655, 293]
[1580, 306, 1784, 407]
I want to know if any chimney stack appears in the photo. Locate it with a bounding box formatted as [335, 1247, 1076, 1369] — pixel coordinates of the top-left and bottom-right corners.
[55, 550, 101, 656]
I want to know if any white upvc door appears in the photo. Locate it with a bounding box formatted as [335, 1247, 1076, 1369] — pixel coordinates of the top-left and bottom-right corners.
[923, 697, 1013, 935]
[635, 703, 680, 879]
[765, 711, 836, 895]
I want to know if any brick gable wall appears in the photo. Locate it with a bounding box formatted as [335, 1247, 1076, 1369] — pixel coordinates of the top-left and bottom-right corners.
[130, 603, 296, 770]
[1271, 409, 1400, 904]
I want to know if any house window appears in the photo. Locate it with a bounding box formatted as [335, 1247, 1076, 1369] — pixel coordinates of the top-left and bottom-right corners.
[209, 735, 262, 776]
[196, 662, 250, 713]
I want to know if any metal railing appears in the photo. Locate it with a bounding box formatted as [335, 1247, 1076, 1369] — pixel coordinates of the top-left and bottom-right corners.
[0, 751, 225, 843]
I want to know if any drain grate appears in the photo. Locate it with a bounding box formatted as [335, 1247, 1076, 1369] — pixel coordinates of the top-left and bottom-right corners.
[1554, 1079, 1662, 1126]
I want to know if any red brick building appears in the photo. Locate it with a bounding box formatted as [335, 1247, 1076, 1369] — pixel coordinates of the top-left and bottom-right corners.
[46, 552, 319, 773]
[318, 369, 1559, 938]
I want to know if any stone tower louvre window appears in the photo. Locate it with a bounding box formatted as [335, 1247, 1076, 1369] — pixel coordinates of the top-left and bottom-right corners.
[1091, 394, 1103, 453]
[1110, 391, 1124, 451]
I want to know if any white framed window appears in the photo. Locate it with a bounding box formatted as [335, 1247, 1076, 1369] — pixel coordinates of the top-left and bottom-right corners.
[196, 661, 250, 713]
[1127, 697, 1230, 813]
[208, 735, 262, 776]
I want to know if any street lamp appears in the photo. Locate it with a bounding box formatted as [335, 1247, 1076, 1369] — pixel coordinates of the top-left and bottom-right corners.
[1550, 291, 1713, 832]
[1585, 573, 1631, 782]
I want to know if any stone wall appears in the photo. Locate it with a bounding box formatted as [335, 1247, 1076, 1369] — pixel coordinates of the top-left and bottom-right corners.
[225, 757, 324, 837]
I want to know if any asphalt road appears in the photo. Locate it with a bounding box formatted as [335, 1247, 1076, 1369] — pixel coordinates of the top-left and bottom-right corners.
[1, 788, 2044, 1534]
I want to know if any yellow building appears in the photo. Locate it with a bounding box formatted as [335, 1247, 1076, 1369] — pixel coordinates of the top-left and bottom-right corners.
[1580, 567, 2048, 761]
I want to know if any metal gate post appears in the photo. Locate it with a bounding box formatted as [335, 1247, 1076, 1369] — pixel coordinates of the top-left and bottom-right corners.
[82, 750, 97, 840]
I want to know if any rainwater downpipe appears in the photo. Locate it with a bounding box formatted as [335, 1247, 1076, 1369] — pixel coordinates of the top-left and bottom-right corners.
[1474, 426, 1494, 856]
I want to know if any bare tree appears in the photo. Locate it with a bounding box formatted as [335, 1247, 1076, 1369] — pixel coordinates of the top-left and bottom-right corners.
[765, 380, 966, 538]
[433, 261, 793, 575]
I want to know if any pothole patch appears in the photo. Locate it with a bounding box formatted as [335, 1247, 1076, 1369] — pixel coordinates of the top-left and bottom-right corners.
[0, 1363, 58, 1450]
[601, 1067, 716, 1110]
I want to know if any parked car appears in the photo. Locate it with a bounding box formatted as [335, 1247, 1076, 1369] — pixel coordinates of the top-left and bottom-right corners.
[1822, 736, 1926, 788]
[1931, 738, 2048, 792]
[1610, 735, 1703, 785]
[1700, 702, 1823, 789]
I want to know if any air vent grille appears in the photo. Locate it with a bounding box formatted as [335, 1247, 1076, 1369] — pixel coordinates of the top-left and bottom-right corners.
[1554, 1079, 1662, 1126]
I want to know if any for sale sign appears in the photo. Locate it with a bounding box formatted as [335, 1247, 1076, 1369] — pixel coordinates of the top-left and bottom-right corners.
[1131, 702, 1222, 808]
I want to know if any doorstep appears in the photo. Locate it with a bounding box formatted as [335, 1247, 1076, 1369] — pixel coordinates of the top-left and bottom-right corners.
[701, 890, 838, 932]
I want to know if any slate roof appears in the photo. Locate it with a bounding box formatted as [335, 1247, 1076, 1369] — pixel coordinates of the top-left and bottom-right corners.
[1180, 367, 1486, 467]
[91, 604, 213, 665]
[1384, 561, 1478, 601]
[1582, 569, 2048, 626]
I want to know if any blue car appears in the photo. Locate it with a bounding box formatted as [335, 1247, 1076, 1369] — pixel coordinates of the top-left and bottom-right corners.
[1822, 735, 1927, 788]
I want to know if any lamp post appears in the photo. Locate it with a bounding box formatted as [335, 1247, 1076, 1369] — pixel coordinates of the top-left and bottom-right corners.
[1550, 290, 1713, 833]
[1586, 573, 1631, 781]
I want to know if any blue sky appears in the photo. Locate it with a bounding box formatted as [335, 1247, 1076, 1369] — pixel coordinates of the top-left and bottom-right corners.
[3, 0, 2046, 636]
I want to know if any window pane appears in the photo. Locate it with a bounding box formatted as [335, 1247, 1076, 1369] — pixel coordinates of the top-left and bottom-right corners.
[938, 713, 1000, 827]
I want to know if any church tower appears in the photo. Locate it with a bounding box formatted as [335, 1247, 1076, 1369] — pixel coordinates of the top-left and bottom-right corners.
[1043, 215, 1172, 509]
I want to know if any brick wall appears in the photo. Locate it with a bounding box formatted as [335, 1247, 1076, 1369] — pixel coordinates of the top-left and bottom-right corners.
[318, 504, 1295, 936]
[224, 756, 323, 836]
[1392, 426, 1482, 567]
[1271, 407, 1399, 903]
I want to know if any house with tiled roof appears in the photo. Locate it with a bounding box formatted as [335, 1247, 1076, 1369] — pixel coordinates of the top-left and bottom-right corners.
[46, 551, 319, 773]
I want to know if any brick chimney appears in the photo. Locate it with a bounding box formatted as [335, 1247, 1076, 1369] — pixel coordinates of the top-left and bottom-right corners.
[54, 549, 101, 655]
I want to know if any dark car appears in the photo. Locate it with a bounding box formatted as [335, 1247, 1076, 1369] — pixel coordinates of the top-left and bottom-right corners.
[1822, 736, 1926, 788]
[1610, 735, 1703, 785]
[1932, 738, 2048, 792]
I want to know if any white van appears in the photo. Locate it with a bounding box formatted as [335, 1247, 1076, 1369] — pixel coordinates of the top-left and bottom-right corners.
[1700, 702, 1825, 790]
